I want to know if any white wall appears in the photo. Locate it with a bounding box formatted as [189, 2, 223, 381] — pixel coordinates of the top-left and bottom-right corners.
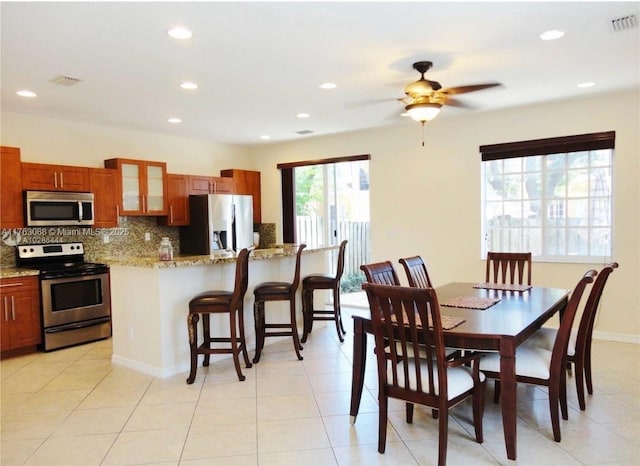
[248, 89, 640, 342]
[2, 90, 638, 341]
[0, 112, 251, 174]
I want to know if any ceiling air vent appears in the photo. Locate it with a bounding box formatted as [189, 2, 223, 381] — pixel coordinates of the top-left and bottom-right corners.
[610, 14, 637, 32]
[296, 130, 314, 135]
[50, 75, 82, 86]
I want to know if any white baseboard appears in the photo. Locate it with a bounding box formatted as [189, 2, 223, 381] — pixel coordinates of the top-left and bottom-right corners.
[111, 354, 189, 379]
[592, 330, 640, 345]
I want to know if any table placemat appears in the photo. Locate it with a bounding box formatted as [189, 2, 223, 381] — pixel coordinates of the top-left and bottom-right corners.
[473, 282, 532, 292]
[440, 295, 501, 310]
[390, 312, 466, 330]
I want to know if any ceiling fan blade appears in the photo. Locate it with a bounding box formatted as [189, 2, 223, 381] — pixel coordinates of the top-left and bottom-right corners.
[443, 97, 474, 109]
[443, 82, 502, 95]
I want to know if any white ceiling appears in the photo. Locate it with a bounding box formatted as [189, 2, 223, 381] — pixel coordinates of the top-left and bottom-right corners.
[1, 2, 638, 146]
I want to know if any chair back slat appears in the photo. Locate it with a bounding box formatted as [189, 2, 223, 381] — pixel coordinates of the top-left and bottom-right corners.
[363, 283, 446, 399]
[335, 240, 348, 280]
[230, 248, 250, 310]
[578, 262, 618, 354]
[399, 256, 433, 288]
[290, 244, 307, 293]
[485, 252, 532, 285]
[360, 261, 401, 286]
[550, 270, 597, 376]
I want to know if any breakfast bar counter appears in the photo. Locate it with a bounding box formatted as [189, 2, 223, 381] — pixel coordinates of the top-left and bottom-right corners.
[106, 245, 337, 378]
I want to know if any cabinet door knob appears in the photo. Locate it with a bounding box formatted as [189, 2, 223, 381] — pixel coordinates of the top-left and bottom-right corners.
[60, 172, 64, 188]
[10, 296, 15, 320]
[54, 172, 58, 189]
[3, 297, 8, 321]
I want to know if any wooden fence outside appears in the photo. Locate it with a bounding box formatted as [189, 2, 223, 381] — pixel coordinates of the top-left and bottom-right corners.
[297, 216, 370, 288]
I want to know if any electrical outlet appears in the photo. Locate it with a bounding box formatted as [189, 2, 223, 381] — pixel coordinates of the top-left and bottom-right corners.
[102, 234, 110, 244]
[144, 232, 151, 241]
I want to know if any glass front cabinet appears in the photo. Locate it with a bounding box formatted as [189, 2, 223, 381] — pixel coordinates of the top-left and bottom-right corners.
[104, 158, 167, 216]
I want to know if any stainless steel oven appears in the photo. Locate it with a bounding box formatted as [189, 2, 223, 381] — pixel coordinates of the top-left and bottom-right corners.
[16, 242, 111, 351]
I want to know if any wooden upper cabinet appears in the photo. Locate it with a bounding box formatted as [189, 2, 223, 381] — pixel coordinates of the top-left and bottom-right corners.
[158, 173, 189, 226]
[89, 168, 119, 227]
[220, 169, 261, 223]
[188, 175, 233, 194]
[104, 158, 167, 216]
[22, 162, 89, 192]
[1, 146, 24, 228]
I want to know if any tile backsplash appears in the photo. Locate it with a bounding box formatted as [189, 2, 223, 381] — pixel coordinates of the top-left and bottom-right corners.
[1, 217, 180, 267]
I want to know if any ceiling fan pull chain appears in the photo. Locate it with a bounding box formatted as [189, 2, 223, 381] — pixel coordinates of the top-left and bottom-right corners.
[421, 121, 425, 147]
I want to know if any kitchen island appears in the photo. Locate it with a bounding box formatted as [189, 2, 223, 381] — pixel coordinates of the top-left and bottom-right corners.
[106, 245, 337, 378]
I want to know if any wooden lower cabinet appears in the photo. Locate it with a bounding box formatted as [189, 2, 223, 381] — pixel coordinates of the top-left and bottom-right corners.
[0, 276, 41, 352]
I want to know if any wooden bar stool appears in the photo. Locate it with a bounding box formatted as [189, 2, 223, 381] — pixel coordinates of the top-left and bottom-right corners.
[186, 248, 251, 384]
[252, 244, 306, 363]
[301, 240, 348, 342]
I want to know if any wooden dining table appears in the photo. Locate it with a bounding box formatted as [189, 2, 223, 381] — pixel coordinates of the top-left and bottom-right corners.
[349, 282, 569, 461]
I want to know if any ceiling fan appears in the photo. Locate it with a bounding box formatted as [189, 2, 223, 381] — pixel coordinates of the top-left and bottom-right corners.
[400, 61, 502, 124]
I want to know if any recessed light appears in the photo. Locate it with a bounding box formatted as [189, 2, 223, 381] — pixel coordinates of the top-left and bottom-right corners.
[167, 27, 192, 40]
[180, 81, 198, 90]
[168, 117, 182, 124]
[260, 135, 271, 140]
[16, 90, 37, 98]
[296, 113, 310, 119]
[540, 30, 565, 40]
[577, 82, 595, 88]
[319, 82, 337, 89]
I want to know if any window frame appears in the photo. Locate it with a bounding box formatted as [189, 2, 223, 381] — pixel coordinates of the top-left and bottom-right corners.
[277, 154, 370, 243]
[480, 131, 615, 263]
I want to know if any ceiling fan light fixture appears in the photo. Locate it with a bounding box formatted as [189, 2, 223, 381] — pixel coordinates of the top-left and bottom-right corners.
[405, 102, 442, 122]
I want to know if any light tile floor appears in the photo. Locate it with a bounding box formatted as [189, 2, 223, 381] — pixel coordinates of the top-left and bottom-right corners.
[1, 303, 639, 465]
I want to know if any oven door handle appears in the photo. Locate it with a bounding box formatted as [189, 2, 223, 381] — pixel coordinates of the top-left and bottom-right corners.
[44, 317, 111, 333]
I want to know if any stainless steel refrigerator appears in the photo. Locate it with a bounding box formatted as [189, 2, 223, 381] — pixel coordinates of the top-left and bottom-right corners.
[179, 194, 254, 254]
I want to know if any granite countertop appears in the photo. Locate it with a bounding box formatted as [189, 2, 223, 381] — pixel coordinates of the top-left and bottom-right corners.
[102, 244, 338, 269]
[1, 267, 41, 279]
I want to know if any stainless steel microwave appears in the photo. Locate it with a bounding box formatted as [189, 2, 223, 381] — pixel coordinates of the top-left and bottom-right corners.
[24, 191, 95, 226]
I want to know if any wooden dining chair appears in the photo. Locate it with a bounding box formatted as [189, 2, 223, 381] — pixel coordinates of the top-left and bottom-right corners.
[399, 255, 433, 288]
[360, 261, 401, 286]
[480, 269, 597, 442]
[525, 262, 618, 410]
[363, 283, 485, 465]
[485, 252, 532, 285]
